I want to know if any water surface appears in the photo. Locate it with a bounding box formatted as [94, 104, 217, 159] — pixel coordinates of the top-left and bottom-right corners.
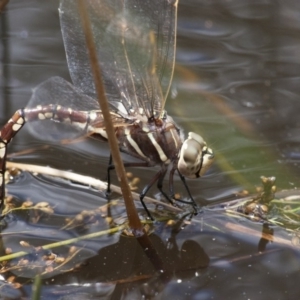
[1, 0, 300, 299]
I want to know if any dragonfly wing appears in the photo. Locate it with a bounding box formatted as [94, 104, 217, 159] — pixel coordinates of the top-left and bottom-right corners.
[122, 0, 178, 113]
[59, 1, 122, 108]
[27, 76, 99, 111]
[59, 0, 178, 118]
[25, 76, 101, 141]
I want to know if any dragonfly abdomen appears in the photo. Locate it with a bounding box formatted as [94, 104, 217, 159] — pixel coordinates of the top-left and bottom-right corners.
[24, 105, 107, 133]
[0, 105, 108, 149]
[0, 105, 183, 169]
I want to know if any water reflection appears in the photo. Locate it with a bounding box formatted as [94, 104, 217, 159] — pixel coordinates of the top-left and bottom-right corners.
[1, 170, 300, 299]
[1, 0, 300, 299]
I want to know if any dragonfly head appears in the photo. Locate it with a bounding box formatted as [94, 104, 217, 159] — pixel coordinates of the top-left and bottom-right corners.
[178, 132, 214, 179]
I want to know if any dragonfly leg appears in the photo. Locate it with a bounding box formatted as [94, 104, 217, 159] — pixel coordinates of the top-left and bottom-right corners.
[168, 167, 198, 214]
[106, 158, 158, 219]
[0, 109, 26, 209]
[0, 141, 6, 210]
[106, 157, 150, 194]
[156, 165, 176, 206]
[106, 154, 113, 194]
[140, 168, 167, 221]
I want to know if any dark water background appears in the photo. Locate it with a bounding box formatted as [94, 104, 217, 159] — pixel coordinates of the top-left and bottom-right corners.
[1, 0, 300, 299]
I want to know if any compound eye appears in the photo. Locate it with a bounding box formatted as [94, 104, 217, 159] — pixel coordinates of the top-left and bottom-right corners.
[199, 147, 214, 177]
[188, 132, 205, 146]
[178, 132, 214, 178]
[183, 140, 199, 163]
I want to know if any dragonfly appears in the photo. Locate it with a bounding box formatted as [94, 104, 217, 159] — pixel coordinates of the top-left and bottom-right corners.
[0, 0, 214, 219]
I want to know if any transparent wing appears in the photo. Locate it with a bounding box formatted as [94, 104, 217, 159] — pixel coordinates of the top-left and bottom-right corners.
[27, 76, 100, 111]
[26, 77, 124, 141]
[59, 0, 178, 118]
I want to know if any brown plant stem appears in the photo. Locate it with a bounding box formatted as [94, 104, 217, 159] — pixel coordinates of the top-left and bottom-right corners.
[77, 0, 165, 273]
[77, 0, 143, 233]
[0, 0, 9, 13]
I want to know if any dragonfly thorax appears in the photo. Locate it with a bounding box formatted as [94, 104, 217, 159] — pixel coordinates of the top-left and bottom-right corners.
[114, 114, 183, 166]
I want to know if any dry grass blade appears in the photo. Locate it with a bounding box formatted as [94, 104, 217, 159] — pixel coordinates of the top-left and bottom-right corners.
[6, 161, 183, 214]
[0, 224, 126, 263]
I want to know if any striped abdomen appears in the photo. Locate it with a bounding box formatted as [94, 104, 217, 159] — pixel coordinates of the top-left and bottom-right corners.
[0, 105, 182, 172]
